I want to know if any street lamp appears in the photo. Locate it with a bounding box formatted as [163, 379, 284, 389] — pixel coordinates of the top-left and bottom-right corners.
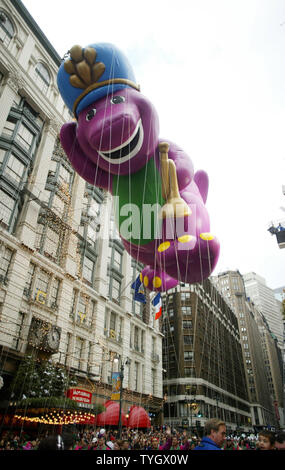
[185, 385, 197, 437]
[114, 356, 130, 439]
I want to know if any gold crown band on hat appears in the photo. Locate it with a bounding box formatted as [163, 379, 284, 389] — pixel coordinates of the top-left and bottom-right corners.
[73, 78, 140, 116]
[64, 45, 140, 117]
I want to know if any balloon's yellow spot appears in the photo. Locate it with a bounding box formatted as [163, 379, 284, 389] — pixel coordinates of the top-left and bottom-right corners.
[200, 233, 214, 241]
[153, 276, 162, 288]
[139, 273, 143, 282]
[143, 276, 149, 287]
[178, 235, 193, 243]
[158, 241, 171, 252]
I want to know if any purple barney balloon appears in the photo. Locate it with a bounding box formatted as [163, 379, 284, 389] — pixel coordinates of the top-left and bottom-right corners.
[57, 43, 220, 292]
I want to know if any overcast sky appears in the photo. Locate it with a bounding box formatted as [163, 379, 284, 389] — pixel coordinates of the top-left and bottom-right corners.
[22, 0, 285, 290]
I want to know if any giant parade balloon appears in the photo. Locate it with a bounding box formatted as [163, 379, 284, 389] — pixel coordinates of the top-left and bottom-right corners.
[57, 43, 220, 292]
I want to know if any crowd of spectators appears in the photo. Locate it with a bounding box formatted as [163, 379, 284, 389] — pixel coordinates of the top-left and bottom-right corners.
[0, 425, 284, 451]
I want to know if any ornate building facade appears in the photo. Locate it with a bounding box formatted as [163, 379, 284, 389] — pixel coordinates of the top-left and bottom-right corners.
[0, 0, 164, 424]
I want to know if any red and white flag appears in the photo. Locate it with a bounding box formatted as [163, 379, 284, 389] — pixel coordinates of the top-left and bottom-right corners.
[152, 293, 162, 320]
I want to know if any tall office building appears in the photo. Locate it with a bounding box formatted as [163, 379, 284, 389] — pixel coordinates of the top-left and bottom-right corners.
[213, 270, 283, 430]
[243, 272, 284, 351]
[0, 0, 164, 425]
[162, 279, 253, 434]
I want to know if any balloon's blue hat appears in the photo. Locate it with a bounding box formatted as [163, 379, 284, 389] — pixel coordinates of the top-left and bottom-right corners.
[57, 42, 140, 119]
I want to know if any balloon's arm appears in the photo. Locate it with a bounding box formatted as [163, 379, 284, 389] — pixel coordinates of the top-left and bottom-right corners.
[159, 142, 191, 219]
[60, 122, 112, 191]
[159, 142, 170, 200]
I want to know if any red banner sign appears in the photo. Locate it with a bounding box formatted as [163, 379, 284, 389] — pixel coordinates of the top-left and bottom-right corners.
[66, 388, 92, 404]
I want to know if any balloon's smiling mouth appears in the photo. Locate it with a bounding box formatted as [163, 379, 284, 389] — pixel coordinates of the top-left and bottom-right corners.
[98, 119, 143, 164]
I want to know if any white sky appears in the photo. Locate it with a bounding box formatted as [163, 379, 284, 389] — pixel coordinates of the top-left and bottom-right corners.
[21, 0, 285, 290]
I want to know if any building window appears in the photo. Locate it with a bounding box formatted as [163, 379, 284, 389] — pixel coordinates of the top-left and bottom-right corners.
[0, 246, 13, 283]
[77, 295, 88, 325]
[80, 186, 102, 248]
[13, 312, 25, 350]
[134, 362, 139, 392]
[110, 311, 116, 333]
[82, 255, 95, 285]
[141, 330, 145, 353]
[134, 327, 139, 351]
[43, 227, 60, 259]
[184, 367, 196, 377]
[113, 248, 122, 272]
[2, 120, 15, 138]
[24, 263, 36, 296]
[35, 269, 49, 304]
[184, 351, 194, 361]
[184, 335, 193, 345]
[50, 278, 60, 308]
[181, 305, 192, 315]
[0, 190, 15, 226]
[109, 276, 121, 304]
[16, 123, 34, 151]
[2, 118, 35, 154]
[151, 369, 155, 395]
[0, 11, 14, 46]
[34, 63, 50, 94]
[3, 153, 25, 184]
[74, 337, 84, 370]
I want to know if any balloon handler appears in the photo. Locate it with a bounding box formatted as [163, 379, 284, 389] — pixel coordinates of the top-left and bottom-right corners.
[57, 43, 220, 292]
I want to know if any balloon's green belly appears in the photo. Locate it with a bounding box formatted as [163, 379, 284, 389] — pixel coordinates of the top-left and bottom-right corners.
[112, 159, 164, 246]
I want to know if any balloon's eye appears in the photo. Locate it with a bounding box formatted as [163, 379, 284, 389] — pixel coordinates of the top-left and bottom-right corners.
[86, 109, 96, 121]
[110, 95, 125, 104]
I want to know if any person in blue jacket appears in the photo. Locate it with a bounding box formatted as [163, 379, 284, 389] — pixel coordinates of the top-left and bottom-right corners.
[194, 418, 226, 450]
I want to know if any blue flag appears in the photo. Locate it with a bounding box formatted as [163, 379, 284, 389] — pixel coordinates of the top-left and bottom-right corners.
[132, 275, 146, 304]
[131, 276, 141, 291]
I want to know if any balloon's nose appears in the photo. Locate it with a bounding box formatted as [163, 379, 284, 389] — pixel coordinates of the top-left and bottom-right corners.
[90, 105, 140, 152]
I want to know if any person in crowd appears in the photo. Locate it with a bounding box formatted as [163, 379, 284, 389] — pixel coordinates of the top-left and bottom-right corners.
[74, 436, 88, 450]
[113, 439, 123, 450]
[150, 437, 160, 450]
[121, 439, 131, 450]
[223, 438, 240, 450]
[37, 434, 67, 451]
[257, 430, 276, 450]
[274, 432, 285, 450]
[93, 435, 111, 450]
[238, 438, 250, 450]
[193, 418, 226, 450]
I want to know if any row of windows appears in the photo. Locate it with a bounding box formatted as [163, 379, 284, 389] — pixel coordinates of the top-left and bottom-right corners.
[0, 99, 43, 231]
[0, 10, 52, 94]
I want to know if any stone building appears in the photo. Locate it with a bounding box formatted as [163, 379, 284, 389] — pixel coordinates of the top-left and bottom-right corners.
[0, 0, 164, 424]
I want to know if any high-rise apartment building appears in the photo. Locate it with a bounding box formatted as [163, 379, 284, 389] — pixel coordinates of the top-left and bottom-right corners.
[0, 0, 164, 424]
[162, 279, 252, 434]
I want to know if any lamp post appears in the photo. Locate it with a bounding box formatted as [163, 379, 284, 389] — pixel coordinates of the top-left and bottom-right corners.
[114, 357, 130, 439]
[185, 385, 197, 437]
